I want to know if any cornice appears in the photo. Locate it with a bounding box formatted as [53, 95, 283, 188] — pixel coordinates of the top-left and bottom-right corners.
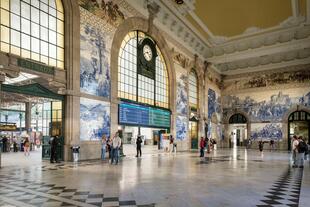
[223, 64, 310, 81]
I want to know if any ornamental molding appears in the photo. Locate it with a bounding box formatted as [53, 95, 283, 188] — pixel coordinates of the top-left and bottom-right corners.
[205, 24, 310, 59]
[223, 64, 310, 81]
[215, 47, 310, 73]
[222, 82, 310, 96]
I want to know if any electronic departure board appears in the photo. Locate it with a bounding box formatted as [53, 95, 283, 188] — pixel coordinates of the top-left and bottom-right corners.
[119, 102, 171, 128]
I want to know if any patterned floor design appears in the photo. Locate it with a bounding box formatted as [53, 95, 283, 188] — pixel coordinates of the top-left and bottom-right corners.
[0, 173, 155, 207]
[256, 167, 303, 207]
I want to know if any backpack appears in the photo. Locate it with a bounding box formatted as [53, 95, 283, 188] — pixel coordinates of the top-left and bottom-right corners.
[297, 141, 308, 153]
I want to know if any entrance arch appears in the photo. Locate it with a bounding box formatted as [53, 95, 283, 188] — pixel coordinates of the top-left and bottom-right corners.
[287, 110, 310, 150]
[228, 113, 249, 148]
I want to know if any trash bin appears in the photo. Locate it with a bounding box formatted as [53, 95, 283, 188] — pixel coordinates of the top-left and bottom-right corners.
[71, 146, 80, 162]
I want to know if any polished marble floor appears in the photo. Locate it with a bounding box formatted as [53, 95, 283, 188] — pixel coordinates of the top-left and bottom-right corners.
[0, 148, 309, 207]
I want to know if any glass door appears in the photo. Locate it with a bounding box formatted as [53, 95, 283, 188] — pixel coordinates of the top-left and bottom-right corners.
[189, 121, 198, 149]
[41, 101, 64, 160]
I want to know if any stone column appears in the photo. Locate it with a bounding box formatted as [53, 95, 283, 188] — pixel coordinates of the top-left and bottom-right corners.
[25, 102, 31, 131]
[62, 0, 80, 161]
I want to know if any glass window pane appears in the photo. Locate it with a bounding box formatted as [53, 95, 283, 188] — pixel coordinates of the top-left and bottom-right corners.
[31, 7, 39, 24]
[40, 26, 48, 41]
[21, 34, 30, 49]
[31, 22, 40, 37]
[49, 0, 56, 8]
[11, 30, 21, 47]
[41, 41, 48, 56]
[31, 37, 39, 53]
[40, 2, 48, 13]
[1, 9, 10, 27]
[11, 0, 21, 15]
[49, 7, 56, 17]
[49, 30, 56, 44]
[21, 18, 30, 34]
[2, 0, 10, 10]
[40, 11, 48, 27]
[57, 33, 63, 47]
[31, 0, 40, 8]
[11, 14, 20, 30]
[57, 46, 63, 61]
[49, 16, 56, 31]
[21, 2, 31, 19]
[49, 43, 56, 58]
[57, 19, 63, 34]
[1, 26, 10, 43]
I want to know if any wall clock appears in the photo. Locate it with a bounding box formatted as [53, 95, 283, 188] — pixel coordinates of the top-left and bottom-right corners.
[137, 37, 157, 80]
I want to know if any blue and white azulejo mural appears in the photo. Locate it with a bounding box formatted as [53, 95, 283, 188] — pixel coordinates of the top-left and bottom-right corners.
[223, 90, 310, 122]
[251, 123, 283, 141]
[80, 23, 111, 97]
[208, 88, 222, 121]
[176, 74, 188, 116]
[80, 98, 110, 141]
[176, 115, 188, 140]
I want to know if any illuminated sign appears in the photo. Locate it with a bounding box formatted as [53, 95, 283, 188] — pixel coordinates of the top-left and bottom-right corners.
[119, 102, 170, 128]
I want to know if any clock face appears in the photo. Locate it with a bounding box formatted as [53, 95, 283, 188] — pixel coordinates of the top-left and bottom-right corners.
[143, 44, 153, 61]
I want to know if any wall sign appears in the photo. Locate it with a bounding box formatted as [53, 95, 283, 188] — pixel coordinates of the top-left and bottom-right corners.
[17, 58, 55, 75]
[118, 102, 170, 128]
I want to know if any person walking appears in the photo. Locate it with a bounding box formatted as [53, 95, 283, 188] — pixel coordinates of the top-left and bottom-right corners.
[136, 135, 142, 157]
[50, 136, 59, 163]
[292, 135, 299, 168]
[296, 136, 308, 168]
[270, 139, 275, 151]
[111, 132, 121, 164]
[23, 137, 30, 156]
[199, 137, 205, 157]
[101, 135, 107, 161]
[258, 140, 264, 155]
[169, 135, 174, 153]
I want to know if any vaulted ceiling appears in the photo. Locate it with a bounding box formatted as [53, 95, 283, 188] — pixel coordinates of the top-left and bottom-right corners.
[125, 0, 310, 75]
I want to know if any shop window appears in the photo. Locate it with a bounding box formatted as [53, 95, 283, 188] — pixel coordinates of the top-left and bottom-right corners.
[118, 31, 169, 108]
[0, 0, 64, 69]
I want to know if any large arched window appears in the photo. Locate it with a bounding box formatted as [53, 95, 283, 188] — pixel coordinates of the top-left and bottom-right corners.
[118, 31, 169, 108]
[0, 0, 64, 69]
[189, 70, 198, 109]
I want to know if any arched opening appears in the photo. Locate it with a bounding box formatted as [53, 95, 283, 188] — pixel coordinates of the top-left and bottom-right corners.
[287, 110, 310, 150]
[228, 113, 248, 148]
[116, 30, 171, 155]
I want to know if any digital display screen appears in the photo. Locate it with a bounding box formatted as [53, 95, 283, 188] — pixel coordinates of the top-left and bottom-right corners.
[119, 102, 170, 128]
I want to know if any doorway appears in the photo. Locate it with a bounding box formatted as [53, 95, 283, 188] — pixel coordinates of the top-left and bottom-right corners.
[288, 110, 310, 151]
[119, 126, 168, 156]
[0, 82, 64, 166]
[189, 121, 198, 149]
[228, 113, 248, 148]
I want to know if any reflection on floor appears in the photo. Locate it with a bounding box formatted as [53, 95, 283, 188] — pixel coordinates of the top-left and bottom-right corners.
[0, 149, 309, 207]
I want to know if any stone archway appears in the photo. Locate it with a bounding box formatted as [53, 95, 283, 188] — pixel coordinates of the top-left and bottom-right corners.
[223, 110, 251, 148]
[109, 17, 176, 135]
[283, 105, 310, 150]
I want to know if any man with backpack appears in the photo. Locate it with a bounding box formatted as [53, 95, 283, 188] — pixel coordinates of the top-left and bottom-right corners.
[296, 136, 308, 168]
